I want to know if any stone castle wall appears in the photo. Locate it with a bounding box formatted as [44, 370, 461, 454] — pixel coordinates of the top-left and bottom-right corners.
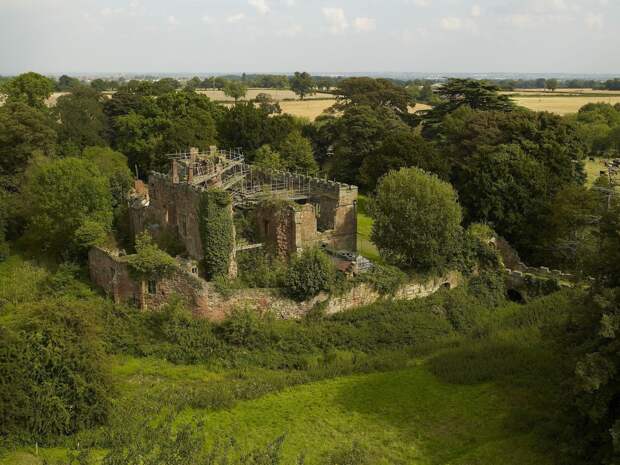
[90, 244, 462, 321]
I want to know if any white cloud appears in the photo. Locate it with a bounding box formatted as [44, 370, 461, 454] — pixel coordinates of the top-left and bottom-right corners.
[168, 15, 178, 25]
[322, 7, 348, 34]
[100, 7, 125, 16]
[585, 12, 603, 30]
[471, 4, 481, 17]
[440, 17, 462, 30]
[226, 13, 246, 23]
[412, 0, 429, 7]
[277, 24, 303, 37]
[353, 17, 376, 32]
[202, 15, 214, 24]
[249, 0, 269, 15]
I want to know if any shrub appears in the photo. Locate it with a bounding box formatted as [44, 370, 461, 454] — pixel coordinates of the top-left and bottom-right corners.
[237, 249, 287, 288]
[126, 232, 176, 279]
[218, 307, 271, 349]
[0, 297, 111, 439]
[285, 248, 335, 300]
[359, 264, 407, 296]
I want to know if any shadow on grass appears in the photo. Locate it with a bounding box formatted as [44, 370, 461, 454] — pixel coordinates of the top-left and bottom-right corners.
[333, 334, 563, 464]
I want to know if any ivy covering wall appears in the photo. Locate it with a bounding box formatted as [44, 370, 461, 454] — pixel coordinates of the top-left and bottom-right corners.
[198, 189, 235, 279]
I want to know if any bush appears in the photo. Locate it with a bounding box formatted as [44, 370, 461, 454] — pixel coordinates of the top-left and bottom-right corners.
[0, 297, 111, 440]
[359, 264, 407, 296]
[285, 248, 335, 300]
[237, 249, 287, 288]
[218, 307, 271, 349]
[126, 232, 176, 279]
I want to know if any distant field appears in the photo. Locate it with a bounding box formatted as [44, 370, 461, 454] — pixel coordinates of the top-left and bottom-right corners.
[42, 88, 620, 118]
[513, 95, 620, 115]
[198, 88, 334, 102]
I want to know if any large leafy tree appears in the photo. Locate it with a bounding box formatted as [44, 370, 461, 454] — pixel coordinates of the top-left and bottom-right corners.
[20, 157, 113, 258]
[55, 86, 107, 153]
[359, 129, 448, 189]
[276, 130, 318, 175]
[321, 105, 409, 184]
[290, 71, 316, 100]
[418, 78, 514, 135]
[1, 72, 55, 109]
[82, 146, 133, 208]
[0, 102, 57, 179]
[217, 102, 271, 159]
[109, 90, 218, 173]
[440, 106, 586, 259]
[370, 167, 463, 271]
[223, 80, 248, 102]
[332, 77, 412, 116]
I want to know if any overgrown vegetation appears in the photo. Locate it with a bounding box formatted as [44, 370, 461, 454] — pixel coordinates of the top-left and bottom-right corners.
[198, 189, 235, 279]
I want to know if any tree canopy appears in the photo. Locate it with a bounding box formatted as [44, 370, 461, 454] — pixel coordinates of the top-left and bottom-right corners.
[20, 157, 113, 258]
[370, 167, 463, 271]
[290, 72, 316, 100]
[1, 72, 55, 109]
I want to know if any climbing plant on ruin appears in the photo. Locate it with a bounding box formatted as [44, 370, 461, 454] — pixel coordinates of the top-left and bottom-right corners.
[198, 189, 235, 279]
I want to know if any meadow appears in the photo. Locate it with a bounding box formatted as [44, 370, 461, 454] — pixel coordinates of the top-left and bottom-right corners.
[0, 252, 573, 465]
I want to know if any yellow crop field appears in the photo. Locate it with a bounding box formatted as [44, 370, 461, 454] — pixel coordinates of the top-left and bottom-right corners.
[197, 88, 333, 101]
[279, 101, 432, 121]
[513, 96, 620, 115]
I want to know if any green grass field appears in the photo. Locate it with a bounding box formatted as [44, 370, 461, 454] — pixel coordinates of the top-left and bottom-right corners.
[5, 362, 554, 465]
[180, 365, 552, 465]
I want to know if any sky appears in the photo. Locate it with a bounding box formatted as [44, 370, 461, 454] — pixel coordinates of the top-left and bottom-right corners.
[1, 0, 619, 75]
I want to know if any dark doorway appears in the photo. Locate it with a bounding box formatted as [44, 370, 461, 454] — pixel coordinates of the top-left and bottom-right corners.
[507, 289, 525, 304]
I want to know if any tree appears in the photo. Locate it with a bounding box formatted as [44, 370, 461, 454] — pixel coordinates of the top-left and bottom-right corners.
[370, 167, 463, 271]
[185, 76, 202, 91]
[151, 78, 181, 96]
[418, 78, 514, 135]
[56, 74, 81, 91]
[290, 72, 315, 100]
[2, 72, 55, 109]
[359, 129, 448, 189]
[439, 106, 586, 259]
[285, 248, 335, 300]
[255, 93, 282, 114]
[541, 185, 599, 273]
[82, 146, 133, 208]
[0, 102, 57, 178]
[277, 131, 319, 175]
[333, 77, 412, 115]
[55, 86, 107, 153]
[20, 157, 113, 258]
[253, 144, 284, 170]
[546, 78, 559, 92]
[217, 102, 271, 159]
[320, 105, 409, 184]
[223, 80, 247, 102]
[110, 91, 218, 173]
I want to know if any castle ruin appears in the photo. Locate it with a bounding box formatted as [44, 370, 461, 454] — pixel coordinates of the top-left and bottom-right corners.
[89, 147, 359, 316]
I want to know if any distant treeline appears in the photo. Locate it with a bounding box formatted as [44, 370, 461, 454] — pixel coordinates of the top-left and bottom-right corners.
[2, 73, 620, 93]
[488, 77, 620, 91]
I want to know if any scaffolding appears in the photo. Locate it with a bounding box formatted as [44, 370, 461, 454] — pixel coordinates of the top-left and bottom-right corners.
[167, 148, 318, 206]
